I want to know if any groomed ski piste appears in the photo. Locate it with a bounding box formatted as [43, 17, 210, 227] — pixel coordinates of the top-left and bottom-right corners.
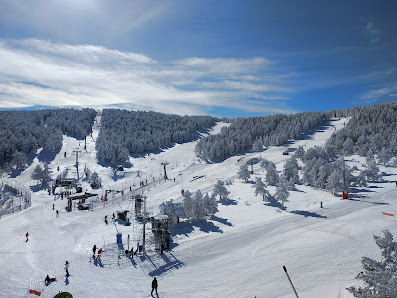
[1, 116, 397, 298]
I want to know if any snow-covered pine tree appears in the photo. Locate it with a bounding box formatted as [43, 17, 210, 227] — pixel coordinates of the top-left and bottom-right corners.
[252, 137, 264, 151]
[213, 180, 230, 200]
[11, 151, 27, 169]
[31, 164, 43, 184]
[264, 161, 279, 186]
[275, 178, 289, 209]
[353, 171, 368, 187]
[159, 199, 185, 224]
[326, 170, 343, 194]
[203, 192, 218, 216]
[347, 230, 397, 296]
[294, 145, 305, 160]
[193, 190, 206, 220]
[183, 190, 194, 218]
[253, 177, 271, 202]
[283, 157, 300, 184]
[377, 147, 391, 166]
[41, 163, 52, 185]
[366, 156, 382, 182]
[238, 164, 251, 182]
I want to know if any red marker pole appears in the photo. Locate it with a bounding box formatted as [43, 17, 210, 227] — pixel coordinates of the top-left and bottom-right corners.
[283, 266, 299, 298]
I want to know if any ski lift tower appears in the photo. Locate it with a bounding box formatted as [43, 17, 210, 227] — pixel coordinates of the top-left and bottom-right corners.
[160, 161, 169, 180]
[72, 148, 82, 180]
[132, 195, 149, 253]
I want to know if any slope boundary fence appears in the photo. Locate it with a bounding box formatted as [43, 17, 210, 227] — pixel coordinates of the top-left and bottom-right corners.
[0, 178, 32, 219]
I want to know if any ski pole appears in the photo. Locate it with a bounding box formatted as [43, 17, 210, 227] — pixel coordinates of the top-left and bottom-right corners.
[283, 266, 299, 298]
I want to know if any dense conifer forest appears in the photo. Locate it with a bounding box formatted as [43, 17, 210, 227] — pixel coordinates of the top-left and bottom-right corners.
[95, 109, 217, 165]
[0, 108, 96, 171]
[195, 111, 328, 161]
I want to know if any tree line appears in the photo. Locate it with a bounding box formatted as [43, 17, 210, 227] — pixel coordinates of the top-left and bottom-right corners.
[96, 109, 217, 166]
[195, 111, 329, 161]
[0, 108, 96, 172]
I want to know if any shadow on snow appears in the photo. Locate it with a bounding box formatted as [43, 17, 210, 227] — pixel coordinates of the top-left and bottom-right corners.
[290, 210, 327, 218]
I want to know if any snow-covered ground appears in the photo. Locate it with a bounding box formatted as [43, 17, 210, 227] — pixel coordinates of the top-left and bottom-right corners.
[1, 117, 397, 298]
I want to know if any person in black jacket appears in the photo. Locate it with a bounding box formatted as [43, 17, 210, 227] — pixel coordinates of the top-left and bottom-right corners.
[151, 277, 158, 296]
[45, 275, 56, 285]
[92, 245, 97, 258]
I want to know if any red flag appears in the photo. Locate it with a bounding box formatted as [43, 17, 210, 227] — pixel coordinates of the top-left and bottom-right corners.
[382, 212, 394, 217]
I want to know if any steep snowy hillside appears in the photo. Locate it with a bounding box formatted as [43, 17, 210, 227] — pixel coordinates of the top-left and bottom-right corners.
[1, 116, 397, 298]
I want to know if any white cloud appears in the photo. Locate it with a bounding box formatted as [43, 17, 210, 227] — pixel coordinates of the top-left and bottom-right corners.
[360, 86, 397, 101]
[365, 21, 382, 44]
[0, 39, 294, 115]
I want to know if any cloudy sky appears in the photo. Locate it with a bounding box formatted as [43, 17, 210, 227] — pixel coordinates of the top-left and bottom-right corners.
[0, 0, 396, 117]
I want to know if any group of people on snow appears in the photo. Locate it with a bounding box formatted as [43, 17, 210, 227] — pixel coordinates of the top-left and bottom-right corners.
[124, 247, 134, 259]
[43, 261, 70, 286]
[92, 245, 103, 261]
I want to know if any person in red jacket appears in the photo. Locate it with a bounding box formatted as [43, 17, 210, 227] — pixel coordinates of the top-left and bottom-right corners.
[97, 248, 103, 261]
[25, 232, 29, 242]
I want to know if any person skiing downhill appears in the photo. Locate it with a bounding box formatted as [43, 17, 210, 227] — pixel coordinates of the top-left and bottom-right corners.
[25, 232, 29, 242]
[56, 210, 59, 217]
[104, 215, 108, 225]
[65, 261, 69, 276]
[151, 277, 158, 296]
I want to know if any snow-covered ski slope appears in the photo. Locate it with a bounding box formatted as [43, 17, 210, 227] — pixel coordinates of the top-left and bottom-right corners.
[1, 117, 397, 298]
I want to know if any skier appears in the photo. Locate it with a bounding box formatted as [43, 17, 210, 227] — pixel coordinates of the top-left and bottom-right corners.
[56, 210, 59, 217]
[65, 261, 69, 277]
[320, 201, 323, 208]
[97, 248, 103, 261]
[151, 277, 158, 296]
[112, 213, 115, 221]
[130, 247, 134, 259]
[52, 203, 54, 210]
[104, 215, 108, 225]
[92, 245, 97, 258]
[160, 242, 164, 255]
[25, 232, 29, 242]
[45, 275, 56, 285]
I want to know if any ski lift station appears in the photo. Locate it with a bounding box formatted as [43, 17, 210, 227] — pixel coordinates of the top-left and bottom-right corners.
[54, 178, 76, 188]
[116, 210, 131, 226]
[151, 214, 171, 250]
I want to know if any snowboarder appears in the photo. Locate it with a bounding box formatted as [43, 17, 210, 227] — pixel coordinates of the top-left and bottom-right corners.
[64, 261, 69, 276]
[92, 245, 97, 258]
[320, 201, 323, 208]
[151, 277, 158, 296]
[97, 248, 103, 261]
[25, 232, 29, 242]
[104, 215, 108, 225]
[45, 275, 56, 285]
[56, 210, 59, 217]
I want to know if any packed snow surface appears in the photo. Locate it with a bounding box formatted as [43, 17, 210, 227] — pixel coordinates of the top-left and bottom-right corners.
[1, 117, 397, 298]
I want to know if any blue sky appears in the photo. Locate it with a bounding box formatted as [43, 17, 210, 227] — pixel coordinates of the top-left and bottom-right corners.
[0, 0, 396, 117]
